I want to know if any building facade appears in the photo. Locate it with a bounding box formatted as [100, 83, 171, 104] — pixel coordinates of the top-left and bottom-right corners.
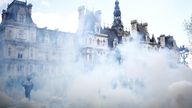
[0, 0, 75, 78]
[77, 0, 178, 62]
[0, 0, 178, 77]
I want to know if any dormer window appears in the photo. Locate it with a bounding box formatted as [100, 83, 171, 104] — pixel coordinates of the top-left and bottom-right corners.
[18, 14, 25, 23]
[17, 8, 26, 23]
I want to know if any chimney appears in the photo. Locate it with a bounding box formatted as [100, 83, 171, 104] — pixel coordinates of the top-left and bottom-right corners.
[95, 10, 102, 24]
[78, 6, 85, 20]
[131, 20, 138, 31]
[159, 34, 165, 47]
[78, 6, 85, 33]
[142, 22, 148, 32]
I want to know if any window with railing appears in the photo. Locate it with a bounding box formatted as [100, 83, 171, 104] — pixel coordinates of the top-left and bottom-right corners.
[18, 53, 23, 59]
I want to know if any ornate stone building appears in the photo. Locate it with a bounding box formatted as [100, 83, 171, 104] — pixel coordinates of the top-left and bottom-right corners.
[0, 0, 75, 78]
[77, 0, 178, 62]
[0, 0, 178, 77]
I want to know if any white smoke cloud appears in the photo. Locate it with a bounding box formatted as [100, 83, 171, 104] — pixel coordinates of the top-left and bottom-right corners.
[0, 26, 192, 108]
[0, 37, 192, 108]
[0, 0, 191, 107]
[168, 81, 192, 108]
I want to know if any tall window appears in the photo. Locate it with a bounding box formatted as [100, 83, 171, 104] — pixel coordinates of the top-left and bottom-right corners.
[18, 53, 23, 59]
[8, 47, 11, 56]
[97, 39, 100, 45]
[103, 40, 105, 46]
[31, 49, 33, 58]
[17, 64, 24, 72]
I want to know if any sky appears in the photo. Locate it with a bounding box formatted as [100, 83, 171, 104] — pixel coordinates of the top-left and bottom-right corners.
[0, 0, 192, 46]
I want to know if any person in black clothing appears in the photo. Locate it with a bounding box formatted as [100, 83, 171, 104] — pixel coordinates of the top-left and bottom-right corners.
[21, 76, 33, 100]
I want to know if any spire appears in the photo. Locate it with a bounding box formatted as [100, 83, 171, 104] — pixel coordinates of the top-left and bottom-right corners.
[112, 0, 123, 26]
[115, 0, 119, 9]
[113, 0, 121, 19]
[112, 0, 124, 43]
[150, 34, 157, 44]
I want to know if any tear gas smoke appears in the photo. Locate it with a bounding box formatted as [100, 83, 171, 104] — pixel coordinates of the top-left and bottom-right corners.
[0, 33, 192, 108]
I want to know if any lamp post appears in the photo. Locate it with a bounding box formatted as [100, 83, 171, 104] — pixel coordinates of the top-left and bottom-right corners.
[179, 45, 189, 64]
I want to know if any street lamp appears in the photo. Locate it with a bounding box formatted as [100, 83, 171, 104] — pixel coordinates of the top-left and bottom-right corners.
[179, 45, 189, 64]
